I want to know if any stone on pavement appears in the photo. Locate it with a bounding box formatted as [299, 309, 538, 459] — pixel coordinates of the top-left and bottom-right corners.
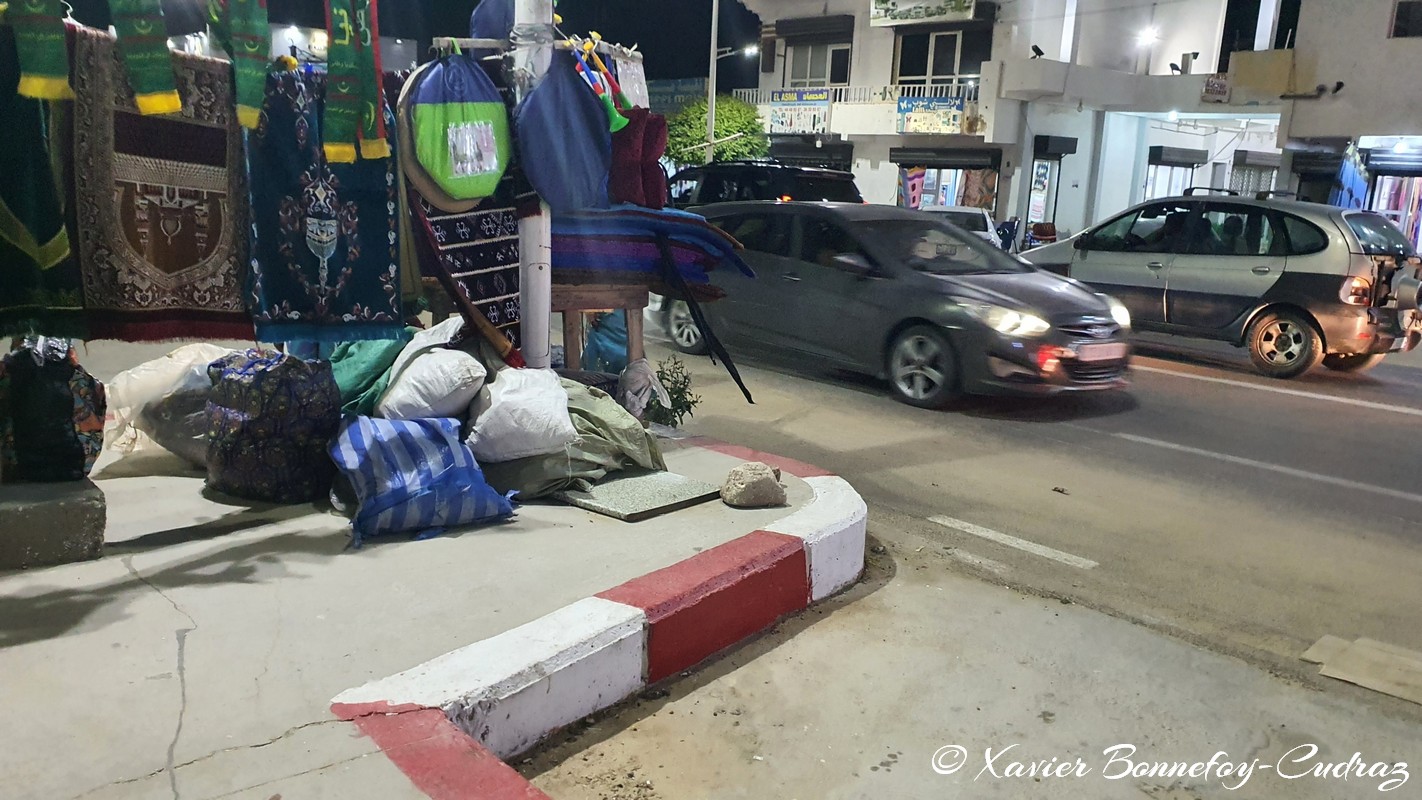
[720, 462, 786, 508]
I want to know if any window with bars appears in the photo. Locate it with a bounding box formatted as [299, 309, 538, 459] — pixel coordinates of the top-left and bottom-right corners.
[786, 42, 852, 88]
[1229, 166, 1278, 196]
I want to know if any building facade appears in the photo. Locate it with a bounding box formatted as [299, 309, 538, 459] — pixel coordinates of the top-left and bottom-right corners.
[734, 0, 1417, 246]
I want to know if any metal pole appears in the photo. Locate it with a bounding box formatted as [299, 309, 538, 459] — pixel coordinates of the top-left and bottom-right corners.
[513, 0, 555, 368]
[705, 0, 719, 164]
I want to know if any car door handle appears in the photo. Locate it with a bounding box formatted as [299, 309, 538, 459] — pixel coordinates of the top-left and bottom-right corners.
[1147, 262, 1165, 271]
[1252, 266, 1271, 275]
[782, 274, 802, 282]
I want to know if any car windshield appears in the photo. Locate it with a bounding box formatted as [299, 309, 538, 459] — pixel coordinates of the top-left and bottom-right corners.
[790, 177, 862, 203]
[931, 209, 989, 232]
[1346, 213, 1416, 258]
[856, 218, 1031, 275]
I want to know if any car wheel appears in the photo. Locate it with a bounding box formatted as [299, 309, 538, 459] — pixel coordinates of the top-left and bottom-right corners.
[663, 300, 708, 355]
[1246, 310, 1323, 379]
[1321, 353, 1385, 374]
[887, 326, 960, 409]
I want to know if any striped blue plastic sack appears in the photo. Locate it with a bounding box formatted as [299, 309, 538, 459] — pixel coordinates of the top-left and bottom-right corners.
[330, 415, 515, 547]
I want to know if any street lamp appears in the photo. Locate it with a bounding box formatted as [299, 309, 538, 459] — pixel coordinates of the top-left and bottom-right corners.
[705, 0, 721, 164]
[717, 44, 759, 60]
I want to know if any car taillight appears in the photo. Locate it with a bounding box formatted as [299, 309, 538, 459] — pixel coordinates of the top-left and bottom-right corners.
[1342, 276, 1371, 306]
[778, 195, 793, 202]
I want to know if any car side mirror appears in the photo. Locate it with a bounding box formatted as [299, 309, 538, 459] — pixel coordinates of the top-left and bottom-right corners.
[832, 253, 876, 277]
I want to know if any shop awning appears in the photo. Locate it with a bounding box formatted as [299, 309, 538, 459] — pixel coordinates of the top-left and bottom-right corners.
[890, 147, 1002, 170]
[1149, 146, 1209, 169]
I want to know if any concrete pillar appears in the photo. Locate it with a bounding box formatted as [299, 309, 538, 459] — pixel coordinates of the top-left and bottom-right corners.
[1255, 0, 1283, 51]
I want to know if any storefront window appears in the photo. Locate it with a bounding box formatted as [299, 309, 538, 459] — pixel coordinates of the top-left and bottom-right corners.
[914, 167, 997, 212]
[1145, 164, 1195, 200]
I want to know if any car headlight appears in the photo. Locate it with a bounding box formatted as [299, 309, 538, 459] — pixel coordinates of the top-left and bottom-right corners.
[960, 301, 1052, 337]
[1102, 295, 1131, 330]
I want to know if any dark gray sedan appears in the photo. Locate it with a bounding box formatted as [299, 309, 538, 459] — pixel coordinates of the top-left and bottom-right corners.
[661, 202, 1133, 408]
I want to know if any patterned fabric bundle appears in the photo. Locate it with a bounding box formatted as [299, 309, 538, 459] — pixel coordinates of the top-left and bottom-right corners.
[550, 205, 753, 300]
[0, 337, 106, 483]
[205, 350, 342, 503]
[71, 26, 253, 342]
[0, 23, 86, 337]
[323, 0, 388, 162]
[108, 0, 180, 114]
[8, 0, 72, 100]
[207, 0, 269, 129]
[247, 69, 404, 343]
[330, 415, 515, 547]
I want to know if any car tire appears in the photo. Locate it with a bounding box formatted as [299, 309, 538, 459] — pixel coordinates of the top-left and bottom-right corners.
[1321, 353, 1385, 374]
[887, 326, 960, 409]
[1246, 310, 1323, 379]
[662, 300, 709, 355]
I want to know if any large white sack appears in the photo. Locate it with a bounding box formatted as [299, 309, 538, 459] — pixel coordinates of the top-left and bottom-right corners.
[376, 317, 488, 419]
[105, 343, 236, 455]
[466, 367, 578, 463]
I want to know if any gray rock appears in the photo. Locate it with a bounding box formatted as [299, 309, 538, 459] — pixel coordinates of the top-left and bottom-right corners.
[720, 462, 786, 508]
[0, 479, 106, 569]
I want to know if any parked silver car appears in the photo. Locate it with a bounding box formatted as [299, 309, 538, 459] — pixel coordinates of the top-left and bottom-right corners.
[1023, 190, 1422, 378]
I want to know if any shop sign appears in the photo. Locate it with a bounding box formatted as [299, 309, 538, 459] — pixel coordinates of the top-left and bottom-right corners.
[897, 97, 964, 135]
[769, 89, 831, 134]
[1202, 73, 1232, 104]
[871, 0, 975, 27]
[647, 78, 709, 116]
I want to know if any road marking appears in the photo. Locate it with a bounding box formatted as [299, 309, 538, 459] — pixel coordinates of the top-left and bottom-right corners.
[928, 516, 1098, 570]
[1133, 365, 1422, 418]
[1114, 433, 1422, 505]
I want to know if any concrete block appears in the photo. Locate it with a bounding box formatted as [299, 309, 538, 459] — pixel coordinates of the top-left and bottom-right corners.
[598, 530, 810, 683]
[333, 597, 647, 760]
[0, 479, 106, 569]
[767, 475, 869, 602]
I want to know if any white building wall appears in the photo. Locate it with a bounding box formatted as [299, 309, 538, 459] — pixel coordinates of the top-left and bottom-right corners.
[1287, 0, 1422, 139]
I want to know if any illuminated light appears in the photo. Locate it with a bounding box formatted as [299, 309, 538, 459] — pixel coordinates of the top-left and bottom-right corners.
[1137, 26, 1158, 47]
[1395, 140, 1410, 154]
[744, 44, 760, 57]
[311, 30, 329, 49]
[1167, 109, 1179, 122]
[1036, 345, 1064, 374]
[779, 195, 793, 202]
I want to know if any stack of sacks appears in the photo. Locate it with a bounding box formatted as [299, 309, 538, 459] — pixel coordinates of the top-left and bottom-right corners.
[375, 317, 488, 420]
[472, 370, 666, 501]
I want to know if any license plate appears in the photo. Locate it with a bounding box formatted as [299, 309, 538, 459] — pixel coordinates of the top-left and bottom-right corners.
[1076, 342, 1128, 362]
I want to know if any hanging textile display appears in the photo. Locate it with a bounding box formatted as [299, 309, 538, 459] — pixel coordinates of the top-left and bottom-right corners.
[323, 0, 388, 162]
[108, 0, 180, 114]
[207, 0, 269, 129]
[8, 0, 72, 100]
[71, 27, 253, 342]
[247, 69, 404, 343]
[0, 23, 86, 338]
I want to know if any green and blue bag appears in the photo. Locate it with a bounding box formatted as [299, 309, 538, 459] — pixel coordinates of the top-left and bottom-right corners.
[409, 48, 511, 202]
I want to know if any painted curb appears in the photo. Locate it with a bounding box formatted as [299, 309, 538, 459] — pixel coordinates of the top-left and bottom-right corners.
[331, 439, 867, 796]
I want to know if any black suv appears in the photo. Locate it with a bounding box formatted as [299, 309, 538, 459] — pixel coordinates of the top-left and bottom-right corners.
[668, 160, 864, 208]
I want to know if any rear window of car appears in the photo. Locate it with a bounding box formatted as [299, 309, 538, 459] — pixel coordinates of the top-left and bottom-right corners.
[936, 210, 989, 232]
[1281, 214, 1329, 255]
[788, 176, 862, 203]
[1345, 213, 1415, 258]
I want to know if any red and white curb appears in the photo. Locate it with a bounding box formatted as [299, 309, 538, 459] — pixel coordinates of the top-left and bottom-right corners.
[330, 442, 867, 799]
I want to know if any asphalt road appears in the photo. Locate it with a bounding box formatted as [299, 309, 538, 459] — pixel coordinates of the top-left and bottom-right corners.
[653, 327, 1422, 714]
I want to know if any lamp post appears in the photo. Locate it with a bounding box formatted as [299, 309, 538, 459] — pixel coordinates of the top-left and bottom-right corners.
[705, 0, 720, 164]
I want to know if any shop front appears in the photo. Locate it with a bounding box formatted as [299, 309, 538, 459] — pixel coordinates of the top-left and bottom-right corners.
[889, 146, 1001, 212]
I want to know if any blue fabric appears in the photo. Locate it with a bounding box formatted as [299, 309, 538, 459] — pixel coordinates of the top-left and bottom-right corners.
[330, 415, 515, 547]
[582, 312, 628, 373]
[514, 50, 611, 214]
[469, 0, 514, 59]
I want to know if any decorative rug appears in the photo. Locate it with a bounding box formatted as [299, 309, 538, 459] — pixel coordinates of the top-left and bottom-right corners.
[247, 69, 404, 343]
[71, 26, 254, 342]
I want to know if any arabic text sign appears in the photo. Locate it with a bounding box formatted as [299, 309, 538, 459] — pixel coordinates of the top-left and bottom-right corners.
[770, 89, 831, 134]
[897, 97, 964, 134]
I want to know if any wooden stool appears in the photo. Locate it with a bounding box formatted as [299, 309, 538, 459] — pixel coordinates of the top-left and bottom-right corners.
[553, 285, 648, 371]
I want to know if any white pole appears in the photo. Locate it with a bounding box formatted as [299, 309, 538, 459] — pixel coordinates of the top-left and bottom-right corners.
[513, 0, 555, 368]
[705, 0, 719, 164]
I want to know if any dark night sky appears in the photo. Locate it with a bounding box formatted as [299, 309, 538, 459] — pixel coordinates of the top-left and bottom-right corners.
[68, 0, 762, 90]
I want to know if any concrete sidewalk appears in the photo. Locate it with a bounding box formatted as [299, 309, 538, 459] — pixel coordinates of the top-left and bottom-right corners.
[0, 438, 828, 800]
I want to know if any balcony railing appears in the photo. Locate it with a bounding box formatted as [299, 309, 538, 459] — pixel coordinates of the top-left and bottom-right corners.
[734, 79, 981, 106]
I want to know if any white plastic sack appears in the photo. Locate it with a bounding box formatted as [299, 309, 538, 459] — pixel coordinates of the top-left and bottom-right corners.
[105, 343, 236, 456]
[376, 317, 488, 419]
[617, 358, 671, 420]
[466, 367, 578, 463]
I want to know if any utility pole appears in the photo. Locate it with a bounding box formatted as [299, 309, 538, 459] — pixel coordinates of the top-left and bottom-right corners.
[513, 0, 555, 367]
[705, 0, 719, 164]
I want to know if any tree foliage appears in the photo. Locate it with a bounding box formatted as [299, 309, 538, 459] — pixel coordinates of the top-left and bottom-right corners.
[665, 96, 770, 165]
